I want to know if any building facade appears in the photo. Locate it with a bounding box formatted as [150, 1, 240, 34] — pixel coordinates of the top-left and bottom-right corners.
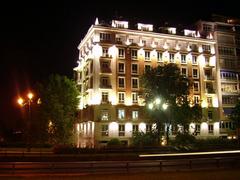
[197, 15, 240, 139]
[74, 18, 221, 148]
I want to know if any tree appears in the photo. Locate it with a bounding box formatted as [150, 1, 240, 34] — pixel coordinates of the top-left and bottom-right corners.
[230, 100, 240, 144]
[141, 64, 202, 145]
[37, 74, 80, 145]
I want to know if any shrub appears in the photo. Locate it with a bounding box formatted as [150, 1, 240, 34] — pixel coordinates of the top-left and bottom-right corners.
[107, 138, 121, 147]
[173, 133, 196, 146]
[132, 131, 158, 147]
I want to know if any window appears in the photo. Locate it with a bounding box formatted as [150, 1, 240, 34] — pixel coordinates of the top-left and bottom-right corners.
[145, 65, 151, 72]
[181, 54, 186, 63]
[193, 95, 200, 104]
[131, 49, 137, 59]
[118, 77, 125, 88]
[132, 92, 138, 103]
[208, 124, 213, 133]
[132, 78, 139, 89]
[101, 77, 110, 88]
[207, 97, 212, 107]
[100, 33, 110, 41]
[218, 46, 235, 56]
[118, 92, 125, 103]
[119, 124, 125, 136]
[192, 69, 198, 78]
[102, 92, 109, 103]
[118, 109, 125, 119]
[118, 63, 125, 73]
[192, 56, 197, 64]
[131, 64, 138, 74]
[101, 110, 109, 121]
[181, 68, 187, 77]
[132, 125, 139, 133]
[146, 124, 152, 132]
[145, 51, 150, 60]
[196, 124, 200, 133]
[102, 48, 109, 57]
[101, 125, 109, 136]
[208, 111, 213, 120]
[193, 82, 199, 92]
[202, 45, 211, 52]
[132, 110, 138, 120]
[157, 52, 162, 61]
[222, 96, 238, 104]
[203, 24, 212, 32]
[220, 72, 237, 80]
[118, 48, 125, 58]
[169, 53, 174, 63]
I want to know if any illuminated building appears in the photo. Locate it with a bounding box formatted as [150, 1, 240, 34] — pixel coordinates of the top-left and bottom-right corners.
[197, 15, 240, 138]
[74, 18, 220, 147]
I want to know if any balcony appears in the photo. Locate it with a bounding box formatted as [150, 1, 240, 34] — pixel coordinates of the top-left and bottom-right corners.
[205, 76, 215, 80]
[205, 88, 215, 94]
[100, 84, 112, 89]
[101, 67, 112, 74]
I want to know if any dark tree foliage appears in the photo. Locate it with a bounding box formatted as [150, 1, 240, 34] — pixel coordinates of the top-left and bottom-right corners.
[141, 64, 202, 144]
[230, 100, 240, 143]
[37, 74, 80, 144]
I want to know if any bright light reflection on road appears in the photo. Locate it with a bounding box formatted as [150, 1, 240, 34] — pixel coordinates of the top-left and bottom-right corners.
[139, 150, 240, 157]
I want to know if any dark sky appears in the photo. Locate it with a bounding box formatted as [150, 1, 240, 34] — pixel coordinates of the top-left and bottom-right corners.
[0, 0, 239, 132]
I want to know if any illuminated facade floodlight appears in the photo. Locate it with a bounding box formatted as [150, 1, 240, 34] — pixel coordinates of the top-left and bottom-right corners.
[155, 98, 161, 105]
[162, 103, 168, 110]
[148, 103, 153, 110]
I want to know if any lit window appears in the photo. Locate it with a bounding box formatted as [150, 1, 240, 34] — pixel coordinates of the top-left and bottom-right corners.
[118, 48, 125, 58]
[102, 48, 109, 57]
[119, 124, 125, 136]
[131, 49, 138, 59]
[169, 53, 174, 63]
[100, 33, 110, 41]
[181, 54, 186, 63]
[101, 110, 109, 121]
[207, 97, 212, 107]
[145, 51, 150, 61]
[118, 92, 125, 103]
[193, 95, 200, 104]
[132, 92, 138, 103]
[193, 69, 198, 78]
[192, 56, 197, 64]
[132, 78, 139, 89]
[101, 125, 109, 136]
[208, 124, 213, 133]
[118, 109, 125, 119]
[132, 110, 138, 120]
[132, 125, 139, 133]
[102, 92, 109, 103]
[157, 52, 162, 61]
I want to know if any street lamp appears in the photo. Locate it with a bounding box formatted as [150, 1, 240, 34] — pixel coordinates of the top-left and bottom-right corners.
[148, 97, 169, 145]
[17, 92, 34, 151]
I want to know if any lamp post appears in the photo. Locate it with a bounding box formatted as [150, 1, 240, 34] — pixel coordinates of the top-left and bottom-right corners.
[148, 98, 169, 145]
[17, 92, 34, 152]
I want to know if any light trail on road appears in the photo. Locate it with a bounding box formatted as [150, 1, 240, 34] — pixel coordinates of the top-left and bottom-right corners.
[139, 150, 240, 157]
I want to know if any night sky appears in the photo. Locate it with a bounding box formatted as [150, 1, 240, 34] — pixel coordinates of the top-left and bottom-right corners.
[0, 0, 239, 133]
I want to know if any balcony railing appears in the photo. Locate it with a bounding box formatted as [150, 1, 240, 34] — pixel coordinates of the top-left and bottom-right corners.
[100, 84, 112, 89]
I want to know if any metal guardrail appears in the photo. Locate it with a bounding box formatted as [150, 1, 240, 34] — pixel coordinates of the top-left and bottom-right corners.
[0, 157, 239, 174]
